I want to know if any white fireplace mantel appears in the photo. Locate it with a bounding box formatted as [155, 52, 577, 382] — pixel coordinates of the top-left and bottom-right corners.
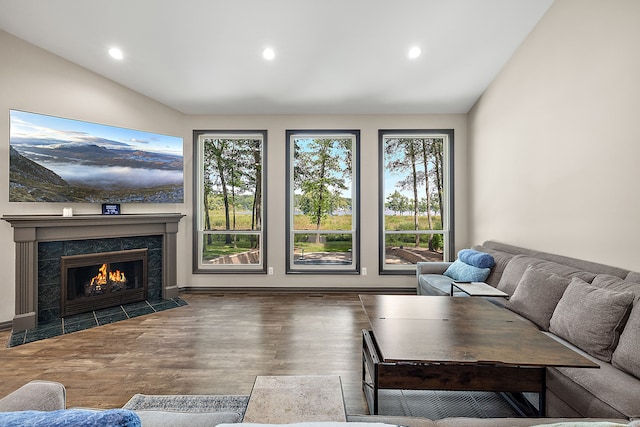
[2, 213, 184, 332]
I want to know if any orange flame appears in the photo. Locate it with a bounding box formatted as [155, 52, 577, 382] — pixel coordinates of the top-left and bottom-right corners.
[109, 269, 126, 283]
[90, 263, 126, 287]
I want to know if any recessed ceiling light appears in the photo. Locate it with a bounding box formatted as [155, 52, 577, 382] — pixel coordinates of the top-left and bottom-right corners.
[408, 46, 421, 59]
[108, 47, 124, 60]
[262, 47, 275, 61]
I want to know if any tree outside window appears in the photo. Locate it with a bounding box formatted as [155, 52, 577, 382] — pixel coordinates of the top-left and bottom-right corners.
[287, 130, 359, 273]
[193, 131, 266, 272]
[380, 130, 453, 273]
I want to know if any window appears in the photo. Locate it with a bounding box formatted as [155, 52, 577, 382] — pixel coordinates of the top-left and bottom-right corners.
[193, 130, 266, 273]
[286, 130, 360, 273]
[379, 130, 454, 273]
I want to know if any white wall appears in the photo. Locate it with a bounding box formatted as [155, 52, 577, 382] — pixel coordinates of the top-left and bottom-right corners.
[468, 0, 640, 271]
[0, 30, 469, 324]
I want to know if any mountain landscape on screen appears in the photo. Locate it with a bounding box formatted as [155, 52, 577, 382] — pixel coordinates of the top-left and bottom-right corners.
[9, 110, 184, 203]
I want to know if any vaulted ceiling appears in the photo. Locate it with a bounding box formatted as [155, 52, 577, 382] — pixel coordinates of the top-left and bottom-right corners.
[0, 0, 554, 114]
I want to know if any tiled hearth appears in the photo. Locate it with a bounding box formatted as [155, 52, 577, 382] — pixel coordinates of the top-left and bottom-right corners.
[8, 296, 187, 347]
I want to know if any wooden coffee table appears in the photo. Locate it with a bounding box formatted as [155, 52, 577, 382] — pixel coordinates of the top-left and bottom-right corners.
[360, 295, 598, 416]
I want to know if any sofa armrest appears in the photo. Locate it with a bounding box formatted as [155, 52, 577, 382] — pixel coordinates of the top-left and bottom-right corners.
[0, 380, 66, 412]
[416, 261, 452, 276]
[416, 262, 452, 294]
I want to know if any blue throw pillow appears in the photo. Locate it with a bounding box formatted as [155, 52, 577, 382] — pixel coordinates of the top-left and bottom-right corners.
[458, 249, 495, 269]
[443, 259, 491, 282]
[0, 409, 141, 427]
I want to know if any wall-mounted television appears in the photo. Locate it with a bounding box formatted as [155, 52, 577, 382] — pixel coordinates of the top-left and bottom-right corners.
[9, 110, 184, 203]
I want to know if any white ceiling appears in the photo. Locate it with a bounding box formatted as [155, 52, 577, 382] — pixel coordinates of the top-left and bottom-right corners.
[0, 0, 554, 115]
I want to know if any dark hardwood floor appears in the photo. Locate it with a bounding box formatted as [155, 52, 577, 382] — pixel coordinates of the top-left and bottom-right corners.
[0, 293, 372, 414]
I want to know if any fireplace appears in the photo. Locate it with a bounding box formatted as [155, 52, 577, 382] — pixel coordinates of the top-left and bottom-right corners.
[3, 213, 184, 332]
[61, 249, 148, 317]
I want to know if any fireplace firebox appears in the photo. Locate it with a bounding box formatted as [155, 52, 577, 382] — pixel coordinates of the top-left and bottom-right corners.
[61, 249, 148, 317]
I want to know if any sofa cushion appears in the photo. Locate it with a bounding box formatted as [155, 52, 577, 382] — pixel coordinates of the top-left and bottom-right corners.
[0, 409, 141, 427]
[457, 249, 495, 268]
[507, 266, 571, 330]
[473, 245, 515, 288]
[349, 415, 632, 427]
[588, 274, 640, 378]
[544, 332, 640, 419]
[550, 278, 634, 361]
[348, 415, 436, 427]
[592, 274, 640, 302]
[218, 423, 404, 427]
[497, 255, 597, 297]
[547, 361, 640, 420]
[625, 271, 640, 283]
[135, 410, 241, 427]
[418, 274, 459, 296]
[443, 259, 490, 282]
[440, 422, 628, 427]
[611, 302, 640, 379]
[0, 380, 66, 412]
[479, 240, 539, 256]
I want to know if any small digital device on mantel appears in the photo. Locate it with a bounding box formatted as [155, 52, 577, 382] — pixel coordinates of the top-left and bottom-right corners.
[102, 203, 121, 215]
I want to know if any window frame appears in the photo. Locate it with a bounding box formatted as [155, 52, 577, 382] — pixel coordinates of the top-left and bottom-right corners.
[192, 130, 267, 274]
[378, 129, 454, 274]
[285, 129, 360, 274]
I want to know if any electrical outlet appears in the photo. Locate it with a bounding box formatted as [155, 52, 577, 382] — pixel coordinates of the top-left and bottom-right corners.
[268, 267, 274, 275]
[362, 267, 367, 276]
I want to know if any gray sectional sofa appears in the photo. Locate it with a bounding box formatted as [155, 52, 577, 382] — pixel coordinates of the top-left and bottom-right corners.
[417, 240, 640, 420]
[2, 380, 637, 427]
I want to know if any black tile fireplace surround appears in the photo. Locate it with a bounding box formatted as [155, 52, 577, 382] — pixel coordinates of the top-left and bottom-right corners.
[2, 213, 184, 332]
[41, 238, 158, 321]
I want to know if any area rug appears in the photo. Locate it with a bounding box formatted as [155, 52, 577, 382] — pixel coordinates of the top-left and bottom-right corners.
[123, 394, 249, 417]
[377, 390, 526, 419]
[123, 390, 527, 420]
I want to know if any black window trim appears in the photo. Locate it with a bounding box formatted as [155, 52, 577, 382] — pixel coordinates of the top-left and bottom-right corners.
[192, 129, 268, 274]
[378, 129, 455, 275]
[285, 129, 361, 275]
